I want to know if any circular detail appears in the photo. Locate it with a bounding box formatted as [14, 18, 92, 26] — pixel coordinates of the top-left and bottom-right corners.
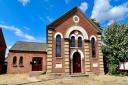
[73, 15, 79, 23]
[74, 31, 79, 35]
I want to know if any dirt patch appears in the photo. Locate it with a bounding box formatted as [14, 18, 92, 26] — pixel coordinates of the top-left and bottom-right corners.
[0, 74, 29, 84]
[0, 74, 128, 85]
[92, 75, 128, 82]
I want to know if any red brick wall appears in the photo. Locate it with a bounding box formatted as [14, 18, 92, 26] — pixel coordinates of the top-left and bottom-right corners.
[7, 51, 47, 74]
[50, 10, 100, 74]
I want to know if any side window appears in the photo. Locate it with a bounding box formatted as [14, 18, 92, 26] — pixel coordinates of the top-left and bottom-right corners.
[91, 37, 96, 58]
[19, 56, 23, 65]
[78, 37, 82, 47]
[13, 56, 17, 65]
[56, 35, 61, 57]
[70, 36, 75, 47]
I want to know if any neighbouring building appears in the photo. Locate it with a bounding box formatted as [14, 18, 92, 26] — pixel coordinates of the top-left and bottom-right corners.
[0, 28, 7, 74]
[7, 7, 104, 74]
[7, 42, 47, 73]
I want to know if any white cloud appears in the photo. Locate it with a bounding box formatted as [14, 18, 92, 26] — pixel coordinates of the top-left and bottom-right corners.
[18, 0, 30, 6]
[91, 0, 128, 25]
[79, 2, 88, 12]
[0, 24, 36, 41]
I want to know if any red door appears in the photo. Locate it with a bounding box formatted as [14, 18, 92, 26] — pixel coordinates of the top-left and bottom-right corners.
[73, 52, 81, 73]
[32, 57, 42, 71]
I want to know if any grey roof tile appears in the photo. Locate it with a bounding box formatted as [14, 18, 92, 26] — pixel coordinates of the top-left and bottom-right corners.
[10, 41, 47, 52]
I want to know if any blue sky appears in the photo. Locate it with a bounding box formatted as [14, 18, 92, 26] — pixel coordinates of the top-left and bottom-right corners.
[0, 0, 128, 50]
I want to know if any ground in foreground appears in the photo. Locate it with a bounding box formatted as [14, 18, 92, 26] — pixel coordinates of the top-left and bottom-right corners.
[0, 74, 128, 85]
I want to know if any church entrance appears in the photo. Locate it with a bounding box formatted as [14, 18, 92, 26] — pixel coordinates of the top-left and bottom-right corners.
[73, 52, 81, 73]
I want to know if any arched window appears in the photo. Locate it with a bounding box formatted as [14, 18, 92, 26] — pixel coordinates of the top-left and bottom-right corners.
[70, 36, 75, 47]
[56, 35, 61, 57]
[19, 56, 23, 65]
[78, 37, 82, 47]
[13, 56, 17, 65]
[91, 37, 96, 58]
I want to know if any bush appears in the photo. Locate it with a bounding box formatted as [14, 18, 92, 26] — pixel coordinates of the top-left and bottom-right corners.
[108, 64, 118, 75]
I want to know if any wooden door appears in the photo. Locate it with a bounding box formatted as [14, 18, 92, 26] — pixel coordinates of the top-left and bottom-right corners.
[73, 52, 81, 73]
[32, 57, 42, 71]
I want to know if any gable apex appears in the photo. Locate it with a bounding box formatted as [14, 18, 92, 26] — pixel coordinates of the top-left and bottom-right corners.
[47, 6, 101, 32]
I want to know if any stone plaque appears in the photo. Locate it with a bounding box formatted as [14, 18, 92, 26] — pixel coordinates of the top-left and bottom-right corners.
[93, 63, 98, 67]
[55, 64, 62, 68]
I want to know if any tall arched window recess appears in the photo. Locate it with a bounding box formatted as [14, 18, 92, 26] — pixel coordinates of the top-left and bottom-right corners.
[19, 56, 23, 65]
[91, 37, 96, 58]
[56, 35, 61, 57]
[70, 36, 75, 47]
[78, 37, 82, 47]
[13, 56, 17, 65]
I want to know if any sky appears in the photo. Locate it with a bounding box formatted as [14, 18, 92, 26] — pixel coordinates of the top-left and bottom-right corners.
[0, 0, 128, 51]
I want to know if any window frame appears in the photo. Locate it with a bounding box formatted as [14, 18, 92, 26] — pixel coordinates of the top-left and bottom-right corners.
[56, 34, 61, 57]
[70, 36, 75, 47]
[19, 56, 23, 66]
[91, 37, 96, 58]
[13, 56, 17, 67]
[78, 36, 82, 47]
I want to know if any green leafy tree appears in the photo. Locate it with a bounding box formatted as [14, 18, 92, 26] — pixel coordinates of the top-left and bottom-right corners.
[102, 24, 128, 74]
[91, 18, 102, 30]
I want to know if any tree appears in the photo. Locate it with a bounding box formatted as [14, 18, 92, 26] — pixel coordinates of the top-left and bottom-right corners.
[91, 18, 101, 29]
[102, 24, 128, 74]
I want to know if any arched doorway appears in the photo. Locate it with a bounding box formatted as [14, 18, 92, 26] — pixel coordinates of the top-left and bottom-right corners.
[73, 52, 81, 73]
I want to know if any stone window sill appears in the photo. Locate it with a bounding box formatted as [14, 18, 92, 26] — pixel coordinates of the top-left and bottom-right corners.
[70, 47, 82, 49]
[13, 65, 17, 67]
[92, 58, 97, 60]
[19, 64, 24, 67]
[56, 57, 63, 59]
[70, 47, 78, 49]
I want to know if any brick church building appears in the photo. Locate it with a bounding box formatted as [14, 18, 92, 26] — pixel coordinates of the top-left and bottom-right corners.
[0, 28, 7, 74]
[7, 7, 104, 74]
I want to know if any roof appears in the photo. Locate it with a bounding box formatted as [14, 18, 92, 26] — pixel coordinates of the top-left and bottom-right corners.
[0, 27, 7, 48]
[10, 41, 47, 52]
[47, 7, 101, 32]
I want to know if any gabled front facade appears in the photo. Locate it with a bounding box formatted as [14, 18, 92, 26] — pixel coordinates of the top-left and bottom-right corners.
[47, 7, 104, 74]
[0, 28, 7, 74]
